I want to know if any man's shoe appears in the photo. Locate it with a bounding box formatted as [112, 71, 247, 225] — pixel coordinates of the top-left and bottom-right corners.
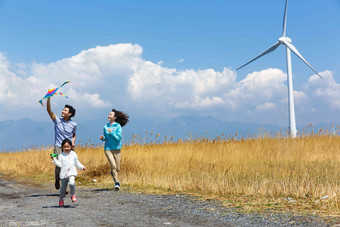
[59, 200, 64, 207]
[55, 179, 60, 190]
[114, 182, 120, 191]
[71, 195, 77, 202]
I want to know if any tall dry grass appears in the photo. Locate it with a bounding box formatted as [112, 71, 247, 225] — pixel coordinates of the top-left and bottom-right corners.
[0, 132, 339, 214]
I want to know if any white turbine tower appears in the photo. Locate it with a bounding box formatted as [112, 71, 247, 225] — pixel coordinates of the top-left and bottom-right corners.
[237, 0, 322, 138]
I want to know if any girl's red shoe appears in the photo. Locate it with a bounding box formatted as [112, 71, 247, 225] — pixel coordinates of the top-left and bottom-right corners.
[71, 195, 77, 202]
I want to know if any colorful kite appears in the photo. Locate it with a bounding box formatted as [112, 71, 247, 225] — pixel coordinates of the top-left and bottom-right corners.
[38, 81, 70, 106]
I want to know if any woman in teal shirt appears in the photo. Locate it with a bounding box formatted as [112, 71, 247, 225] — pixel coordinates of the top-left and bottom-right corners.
[100, 109, 129, 190]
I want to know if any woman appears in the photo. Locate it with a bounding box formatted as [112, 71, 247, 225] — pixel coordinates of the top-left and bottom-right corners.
[100, 109, 129, 190]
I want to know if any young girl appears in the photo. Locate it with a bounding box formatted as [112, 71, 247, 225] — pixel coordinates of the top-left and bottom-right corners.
[51, 139, 86, 207]
[100, 109, 129, 190]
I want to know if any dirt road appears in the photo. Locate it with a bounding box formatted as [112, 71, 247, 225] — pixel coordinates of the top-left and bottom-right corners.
[0, 176, 338, 226]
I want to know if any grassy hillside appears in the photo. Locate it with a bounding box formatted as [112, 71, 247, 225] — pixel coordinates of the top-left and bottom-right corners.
[0, 133, 339, 215]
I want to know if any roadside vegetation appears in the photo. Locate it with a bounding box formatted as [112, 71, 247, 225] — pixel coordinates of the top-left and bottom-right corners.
[0, 128, 339, 215]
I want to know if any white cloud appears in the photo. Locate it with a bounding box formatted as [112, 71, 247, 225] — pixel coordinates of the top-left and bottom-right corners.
[305, 71, 340, 109]
[238, 68, 286, 99]
[0, 43, 338, 125]
[293, 90, 307, 105]
[67, 90, 111, 108]
[256, 102, 276, 111]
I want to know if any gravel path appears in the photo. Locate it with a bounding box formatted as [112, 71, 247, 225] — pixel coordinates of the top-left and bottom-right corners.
[0, 176, 339, 226]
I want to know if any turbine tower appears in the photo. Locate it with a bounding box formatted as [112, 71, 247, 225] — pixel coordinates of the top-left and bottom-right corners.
[237, 0, 322, 138]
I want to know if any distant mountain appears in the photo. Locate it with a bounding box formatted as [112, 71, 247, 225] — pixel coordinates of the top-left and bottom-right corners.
[0, 118, 53, 152]
[148, 115, 282, 141]
[0, 116, 337, 152]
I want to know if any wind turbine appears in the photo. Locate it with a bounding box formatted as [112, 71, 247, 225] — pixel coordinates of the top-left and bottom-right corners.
[237, 0, 322, 138]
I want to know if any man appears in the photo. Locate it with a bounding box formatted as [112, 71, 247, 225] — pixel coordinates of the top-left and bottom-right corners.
[47, 97, 77, 190]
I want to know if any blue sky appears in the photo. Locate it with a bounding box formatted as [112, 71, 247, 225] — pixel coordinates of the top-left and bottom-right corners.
[0, 0, 339, 127]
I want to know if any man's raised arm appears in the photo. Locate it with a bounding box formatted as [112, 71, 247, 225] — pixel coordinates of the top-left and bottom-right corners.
[47, 97, 56, 121]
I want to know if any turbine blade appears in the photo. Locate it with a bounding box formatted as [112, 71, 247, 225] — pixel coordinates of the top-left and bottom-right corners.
[282, 0, 288, 37]
[237, 42, 281, 70]
[283, 41, 323, 78]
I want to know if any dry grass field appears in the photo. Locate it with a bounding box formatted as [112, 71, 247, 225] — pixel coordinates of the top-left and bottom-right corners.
[0, 131, 339, 215]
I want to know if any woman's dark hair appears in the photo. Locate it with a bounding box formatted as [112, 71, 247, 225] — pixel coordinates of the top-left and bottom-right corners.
[65, 104, 76, 118]
[61, 139, 73, 148]
[112, 109, 129, 127]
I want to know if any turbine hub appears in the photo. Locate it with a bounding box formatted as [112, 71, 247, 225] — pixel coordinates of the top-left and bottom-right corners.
[279, 36, 292, 44]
